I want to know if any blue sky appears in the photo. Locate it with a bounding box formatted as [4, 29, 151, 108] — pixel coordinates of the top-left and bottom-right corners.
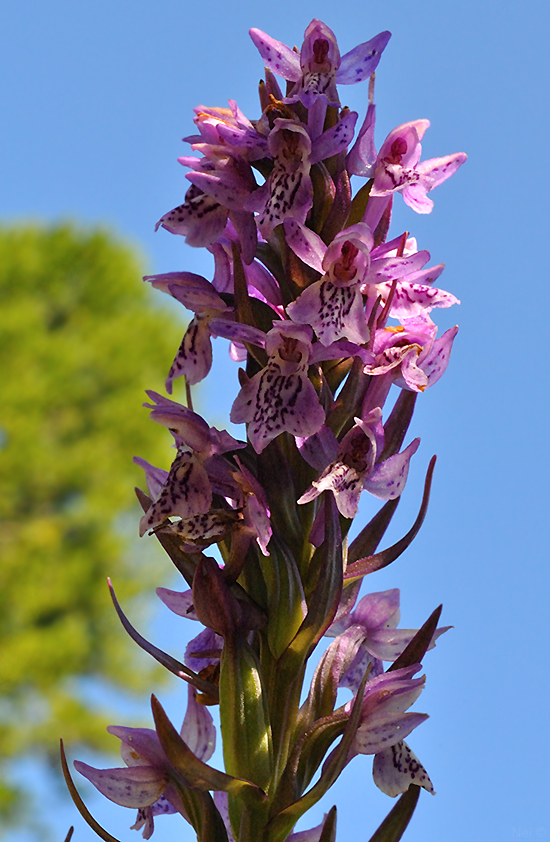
[3, 1, 550, 840]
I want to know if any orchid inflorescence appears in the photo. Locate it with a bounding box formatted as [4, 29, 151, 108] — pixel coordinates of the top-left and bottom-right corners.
[63, 18, 466, 842]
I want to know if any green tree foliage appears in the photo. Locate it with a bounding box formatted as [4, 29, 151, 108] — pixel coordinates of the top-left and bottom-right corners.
[0, 224, 184, 825]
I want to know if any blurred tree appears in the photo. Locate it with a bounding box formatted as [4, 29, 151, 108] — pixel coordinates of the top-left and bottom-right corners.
[0, 224, 184, 829]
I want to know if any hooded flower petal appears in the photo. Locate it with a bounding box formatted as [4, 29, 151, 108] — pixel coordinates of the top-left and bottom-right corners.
[253, 120, 314, 238]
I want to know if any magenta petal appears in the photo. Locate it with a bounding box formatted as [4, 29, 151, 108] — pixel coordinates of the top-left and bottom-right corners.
[209, 318, 266, 347]
[367, 625, 451, 661]
[401, 183, 434, 214]
[337, 31, 392, 84]
[133, 457, 168, 501]
[283, 220, 325, 273]
[185, 627, 223, 672]
[296, 424, 338, 471]
[416, 152, 467, 189]
[354, 711, 429, 754]
[156, 587, 198, 620]
[353, 589, 400, 630]
[156, 194, 228, 247]
[347, 102, 377, 177]
[384, 282, 459, 320]
[166, 279, 227, 314]
[373, 741, 435, 796]
[310, 111, 359, 164]
[74, 761, 166, 808]
[420, 325, 458, 387]
[364, 438, 420, 500]
[287, 815, 328, 842]
[186, 171, 253, 212]
[249, 28, 301, 81]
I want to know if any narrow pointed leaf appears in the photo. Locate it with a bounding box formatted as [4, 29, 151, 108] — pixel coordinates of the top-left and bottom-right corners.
[260, 536, 307, 659]
[344, 456, 436, 580]
[367, 784, 420, 842]
[388, 605, 443, 672]
[347, 179, 373, 226]
[108, 581, 218, 699]
[152, 695, 264, 799]
[347, 498, 400, 564]
[266, 668, 368, 842]
[319, 806, 338, 842]
[379, 391, 418, 461]
[59, 741, 122, 842]
[284, 494, 343, 665]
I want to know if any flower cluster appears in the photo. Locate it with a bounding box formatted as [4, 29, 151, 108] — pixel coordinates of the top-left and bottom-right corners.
[66, 19, 465, 842]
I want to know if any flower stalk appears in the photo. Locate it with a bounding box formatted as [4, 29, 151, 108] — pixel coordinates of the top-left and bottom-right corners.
[64, 18, 465, 842]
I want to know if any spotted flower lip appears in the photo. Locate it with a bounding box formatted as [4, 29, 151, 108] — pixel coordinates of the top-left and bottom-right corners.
[230, 322, 325, 453]
[298, 408, 420, 518]
[285, 220, 373, 346]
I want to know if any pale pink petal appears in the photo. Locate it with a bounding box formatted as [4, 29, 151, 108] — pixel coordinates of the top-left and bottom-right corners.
[249, 28, 301, 81]
[283, 219, 325, 273]
[373, 741, 435, 796]
[74, 762, 166, 808]
[337, 31, 392, 84]
[364, 438, 420, 500]
[180, 685, 216, 762]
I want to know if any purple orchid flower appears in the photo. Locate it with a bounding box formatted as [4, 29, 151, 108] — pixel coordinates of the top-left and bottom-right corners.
[363, 233, 459, 321]
[245, 112, 357, 238]
[369, 120, 467, 214]
[298, 408, 420, 518]
[364, 316, 459, 392]
[155, 181, 229, 248]
[144, 272, 231, 391]
[347, 664, 428, 755]
[74, 685, 215, 839]
[249, 20, 391, 110]
[327, 588, 450, 690]
[285, 220, 373, 346]
[348, 665, 435, 797]
[156, 150, 258, 260]
[230, 322, 325, 453]
[136, 392, 247, 538]
[186, 101, 269, 162]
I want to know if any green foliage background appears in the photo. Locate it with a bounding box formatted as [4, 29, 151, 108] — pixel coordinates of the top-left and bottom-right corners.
[0, 224, 184, 827]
